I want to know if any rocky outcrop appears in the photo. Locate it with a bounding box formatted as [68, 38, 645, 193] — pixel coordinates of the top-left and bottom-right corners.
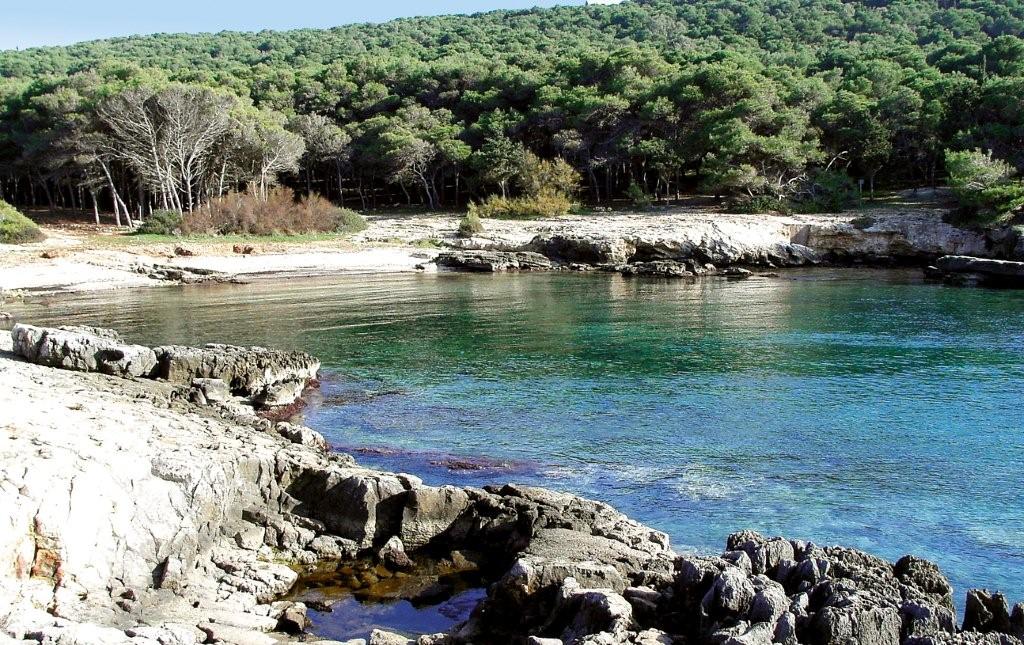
[391, 210, 1024, 275]
[529, 235, 633, 266]
[451, 528, 1021, 645]
[435, 250, 554, 272]
[925, 255, 1024, 287]
[10, 324, 320, 409]
[153, 343, 321, 407]
[1, 328, 1021, 645]
[0, 333, 671, 644]
[11, 324, 158, 378]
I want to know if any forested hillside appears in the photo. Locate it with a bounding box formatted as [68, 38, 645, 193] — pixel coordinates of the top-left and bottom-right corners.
[1, 0, 1022, 220]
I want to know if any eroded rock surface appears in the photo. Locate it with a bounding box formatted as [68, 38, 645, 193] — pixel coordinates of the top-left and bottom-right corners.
[11, 324, 157, 378]
[367, 209, 1020, 275]
[153, 342, 320, 406]
[0, 329, 1020, 645]
[435, 250, 554, 272]
[9, 324, 320, 409]
[925, 255, 1024, 288]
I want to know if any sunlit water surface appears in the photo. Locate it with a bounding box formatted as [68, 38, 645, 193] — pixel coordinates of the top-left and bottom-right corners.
[11, 269, 1024, 613]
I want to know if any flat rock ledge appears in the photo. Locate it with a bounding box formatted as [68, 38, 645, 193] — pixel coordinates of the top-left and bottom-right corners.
[10, 323, 320, 408]
[1, 327, 1021, 645]
[434, 211, 1024, 276]
[925, 256, 1024, 288]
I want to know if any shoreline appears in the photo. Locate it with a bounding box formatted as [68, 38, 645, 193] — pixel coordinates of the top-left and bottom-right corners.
[1, 325, 1022, 645]
[3, 206, 1019, 296]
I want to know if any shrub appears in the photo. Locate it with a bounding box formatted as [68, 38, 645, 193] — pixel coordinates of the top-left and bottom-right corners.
[135, 209, 183, 236]
[626, 183, 654, 208]
[796, 170, 859, 213]
[734, 194, 791, 214]
[518, 152, 580, 199]
[183, 188, 364, 235]
[946, 149, 1024, 224]
[470, 193, 573, 220]
[0, 200, 44, 244]
[333, 207, 368, 234]
[458, 211, 485, 237]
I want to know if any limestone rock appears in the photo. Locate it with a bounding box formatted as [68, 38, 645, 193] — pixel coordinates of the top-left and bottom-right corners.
[435, 250, 555, 272]
[928, 255, 1024, 288]
[12, 323, 158, 378]
[378, 536, 414, 570]
[153, 342, 319, 407]
[965, 590, 1015, 635]
[369, 630, 415, 645]
[529, 234, 633, 265]
[193, 377, 232, 403]
[620, 261, 693, 278]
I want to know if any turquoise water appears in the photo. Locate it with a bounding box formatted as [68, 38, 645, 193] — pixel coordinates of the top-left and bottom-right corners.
[11, 269, 1024, 609]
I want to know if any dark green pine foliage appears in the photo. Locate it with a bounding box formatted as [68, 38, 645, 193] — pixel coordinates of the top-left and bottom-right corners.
[0, 0, 1022, 215]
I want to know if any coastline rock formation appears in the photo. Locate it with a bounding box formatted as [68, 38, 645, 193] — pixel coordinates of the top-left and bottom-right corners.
[1, 326, 1021, 645]
[435, 250, 555, 272]
[925, 256, 1024, 288]
[424, 211, 1024, 275]
[10, 323, 320, 408]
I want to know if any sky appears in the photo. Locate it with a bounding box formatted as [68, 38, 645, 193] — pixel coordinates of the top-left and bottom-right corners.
[0, 0, 585, 50]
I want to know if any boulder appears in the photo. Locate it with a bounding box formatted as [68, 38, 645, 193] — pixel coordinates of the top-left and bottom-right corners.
[192, 377, 232, 402]
[153, 343, 320, 407]
[369, 630, 415, 645]
[620, 261, 693, 278]
[11, 324, 158, 378]
[378, 536, 414, 570]
[550, 578, 635, 644]
[435, 250, 555, 272]
[928, 255, 1024, 287]
[399, 486, 473, 550]
[276, 422, 329, 452]
[964, 590, 1015, 635]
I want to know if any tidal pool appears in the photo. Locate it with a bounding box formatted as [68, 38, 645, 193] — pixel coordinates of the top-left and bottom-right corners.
[12, 268, 1024, 618]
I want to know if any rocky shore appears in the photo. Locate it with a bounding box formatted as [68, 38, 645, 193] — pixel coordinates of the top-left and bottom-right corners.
[1, 325, 1022, 645]
[3, 208, 1022, 294]
[429, 210, 1024, 278]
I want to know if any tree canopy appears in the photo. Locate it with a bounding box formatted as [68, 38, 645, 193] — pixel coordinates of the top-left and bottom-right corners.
[1, 0, 1023, 216]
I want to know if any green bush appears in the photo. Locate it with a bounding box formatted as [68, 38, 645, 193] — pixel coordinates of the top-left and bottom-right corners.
[797, 170, 860, 213]
[470, 193, 573, 220]
[457, 211, 485, 237]
[626, 183, 654, 208]
[333, 207, 368, 234]
[135, 209, 183, 236]
[0, 200, 44, 244]
[518, 152, 580, 199]
[946, 149, 1024, 224]
[734, 195, 791, 214]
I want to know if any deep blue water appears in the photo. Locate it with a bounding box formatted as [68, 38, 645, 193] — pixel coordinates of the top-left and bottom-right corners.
[14, 268, 1024, 613]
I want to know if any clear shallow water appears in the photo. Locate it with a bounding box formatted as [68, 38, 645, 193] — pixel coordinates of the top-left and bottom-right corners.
[11, 269, 1024, 611]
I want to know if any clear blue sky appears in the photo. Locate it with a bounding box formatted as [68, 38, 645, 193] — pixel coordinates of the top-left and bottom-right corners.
[0, 0, 584, 50]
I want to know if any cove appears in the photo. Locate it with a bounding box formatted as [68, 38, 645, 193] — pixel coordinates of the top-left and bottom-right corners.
[12, 268, 1024, 612]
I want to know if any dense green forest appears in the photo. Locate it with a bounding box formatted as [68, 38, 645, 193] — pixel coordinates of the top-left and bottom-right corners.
[1, 0, 1023, 222]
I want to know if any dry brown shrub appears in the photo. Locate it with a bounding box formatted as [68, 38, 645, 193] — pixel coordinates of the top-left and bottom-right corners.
[182, 188, 359, 235]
